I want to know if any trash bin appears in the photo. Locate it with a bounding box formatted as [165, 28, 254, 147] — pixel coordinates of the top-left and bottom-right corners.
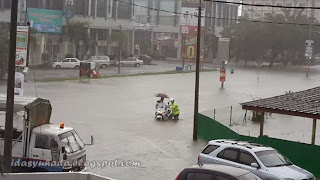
[176, 66, 183, 71]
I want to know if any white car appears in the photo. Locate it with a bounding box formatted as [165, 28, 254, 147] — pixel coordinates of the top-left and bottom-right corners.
[198, 140, 315, 180]
[118, 57, 143, 67]
[53, 58, 81, 69]
[87, 56, 111, 69]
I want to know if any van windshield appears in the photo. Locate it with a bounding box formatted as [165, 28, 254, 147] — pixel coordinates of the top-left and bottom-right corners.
[59, 130, 85, 154]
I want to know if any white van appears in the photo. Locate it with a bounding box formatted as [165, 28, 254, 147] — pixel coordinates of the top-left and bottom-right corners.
[86, 56, 111, 69]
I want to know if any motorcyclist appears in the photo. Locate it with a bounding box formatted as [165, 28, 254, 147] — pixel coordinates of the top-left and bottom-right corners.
[169, 98, 180, 120]
[156, 98, 165, 109]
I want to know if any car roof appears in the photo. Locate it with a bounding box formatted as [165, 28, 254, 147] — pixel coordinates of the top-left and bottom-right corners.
[186, 164, 252, 177]
[208, 139, 274, 152]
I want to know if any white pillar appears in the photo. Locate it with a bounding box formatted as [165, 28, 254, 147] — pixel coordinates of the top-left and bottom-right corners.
[131, 30, 135, 54]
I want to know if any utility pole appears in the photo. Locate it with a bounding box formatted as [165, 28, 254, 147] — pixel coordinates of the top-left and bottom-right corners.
[4, 0, 19, 173]
[118, 25, 122, 74]
[193, 0, 202, 141]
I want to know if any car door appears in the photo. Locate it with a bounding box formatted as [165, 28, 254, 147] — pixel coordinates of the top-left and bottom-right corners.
[32, 134, 52, 161]
[125, 57, 133, 66]
[70, 59, 78, 68]
[237, 150, 263, 178]
[215, 148, 241, 168]
[61, 59, 70, 68]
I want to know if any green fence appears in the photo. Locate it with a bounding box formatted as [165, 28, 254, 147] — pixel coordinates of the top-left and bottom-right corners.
[198, 113, 320, 178]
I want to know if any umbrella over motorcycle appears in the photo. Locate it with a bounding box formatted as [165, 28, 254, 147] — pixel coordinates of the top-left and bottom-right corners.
[155, 93, 169, 99]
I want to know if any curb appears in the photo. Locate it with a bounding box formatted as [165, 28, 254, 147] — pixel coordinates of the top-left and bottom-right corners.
[37, 69, 218, 82]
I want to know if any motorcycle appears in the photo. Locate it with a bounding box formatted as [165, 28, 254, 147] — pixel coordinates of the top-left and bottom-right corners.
[155, 105, 172, 120]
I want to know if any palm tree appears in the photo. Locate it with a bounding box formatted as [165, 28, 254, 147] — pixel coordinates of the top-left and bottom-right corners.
[111, 30, 129, 58]
[66, 21, 90, 59]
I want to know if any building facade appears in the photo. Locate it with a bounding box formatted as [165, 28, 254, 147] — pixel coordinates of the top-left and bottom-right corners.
[242, 0, 319, 21]
[0, 0, 239, 65]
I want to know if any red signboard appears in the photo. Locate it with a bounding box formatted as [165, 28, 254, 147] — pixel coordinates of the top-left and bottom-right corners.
[306, 64, 310, 72]
[220, 67, 226, 82]
[181, 26, 204, 61]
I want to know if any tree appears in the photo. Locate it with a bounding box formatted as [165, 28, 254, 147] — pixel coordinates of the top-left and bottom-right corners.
[66, 21, 90, 59]
[111, 30, 129, 58]
[221, 9, 320, 67]
[0, 23, 9, 79]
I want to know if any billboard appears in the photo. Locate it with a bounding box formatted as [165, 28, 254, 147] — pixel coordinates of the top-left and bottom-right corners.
[16, 26, 29, 67]
[180, 7, 205, 61]
[27, 8, 62, 33]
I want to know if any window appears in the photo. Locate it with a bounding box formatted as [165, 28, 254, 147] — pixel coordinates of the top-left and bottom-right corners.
[112, 0, 117, 18]
[91, 0, 96, 16]
[75, 0, 86, 16]
[59, 130, 85, 153]
[239, 151, 258, 166]
[255, 150, 292, 167]
[97, 0, 106, 17]
[158, 0, 175, 25]
[4, 0, 11, 9]
[50, 137, 59, 150]
[63, 59, 70, 63]
[202, 145, 220, 155]
[217, 148, 238, 162]
[118, 0, 131, 19]
[71, 59, 77, 62]
[98, 29, 106, 40]
[51, 0, 63, 10]
[35, 135, 50, 149]
[187, 172, 213, 180]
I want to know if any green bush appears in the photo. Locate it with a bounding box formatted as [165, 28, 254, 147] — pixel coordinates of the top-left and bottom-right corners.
[65, 53, 74, 58]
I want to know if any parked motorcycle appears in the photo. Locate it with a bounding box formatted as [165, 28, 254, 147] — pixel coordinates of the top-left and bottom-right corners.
[155, 106, 172, 120]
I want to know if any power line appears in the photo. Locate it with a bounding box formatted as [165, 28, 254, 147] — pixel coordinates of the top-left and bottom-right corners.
[204, 0, 320, 10]
[116, 0, 320, 27]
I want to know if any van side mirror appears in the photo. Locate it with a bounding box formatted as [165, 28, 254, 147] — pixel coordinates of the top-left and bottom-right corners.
[251, 163, 259, 169]
[91, 135, 94, 145]
[85, 135, 95, 146]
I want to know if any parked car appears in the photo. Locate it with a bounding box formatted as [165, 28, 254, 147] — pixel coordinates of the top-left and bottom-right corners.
[118, 57, 143, 67]
[175, 164, 263, 180]
[138, 55, 152, 65]
[52, 58, 81, 69]
[198, 139, 315, 180]
[86, 56, 111, 69]
[146, 52, 166, 60]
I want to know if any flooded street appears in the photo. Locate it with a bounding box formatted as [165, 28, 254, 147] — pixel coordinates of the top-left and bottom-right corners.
[1, 66, 320, 179]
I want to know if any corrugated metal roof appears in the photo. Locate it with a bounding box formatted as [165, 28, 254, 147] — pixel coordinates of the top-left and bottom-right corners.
[241, 87, 320, 118]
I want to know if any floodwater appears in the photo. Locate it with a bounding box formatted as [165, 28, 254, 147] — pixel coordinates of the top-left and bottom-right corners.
[0, 65, 320, 179]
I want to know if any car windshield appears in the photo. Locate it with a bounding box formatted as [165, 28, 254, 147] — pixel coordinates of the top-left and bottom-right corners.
[255, 150, 292, 167]
[58, 130, 85, 154]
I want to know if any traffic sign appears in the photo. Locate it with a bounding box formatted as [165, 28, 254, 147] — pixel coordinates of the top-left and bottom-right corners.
[305, 40, 314, 58]
[66, 0, 74, 6]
